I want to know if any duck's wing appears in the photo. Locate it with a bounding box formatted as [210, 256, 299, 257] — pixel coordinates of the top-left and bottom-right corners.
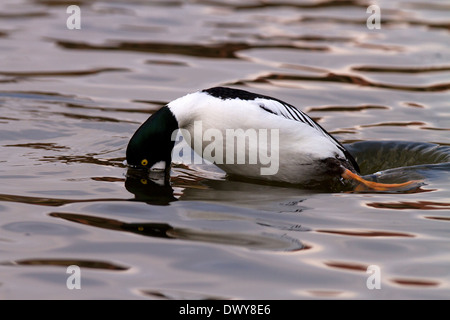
[202, 87, 359, 172]
[254, 97, 330, 139]
[258, 97, 360, 172]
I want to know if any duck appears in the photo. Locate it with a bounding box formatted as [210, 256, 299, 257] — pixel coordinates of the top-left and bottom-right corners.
[126, 86, 416, 191]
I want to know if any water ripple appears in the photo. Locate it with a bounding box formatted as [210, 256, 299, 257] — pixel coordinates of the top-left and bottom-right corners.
[391, 278, 440, 287]
[316, 229, 415, 238]
[229, 72, 450, 92]
[54, 39, 329, 59]
[1, 258, 129, 271]
[366, 201, 450, 210]
[325, 261, 368, 272]
[353, 65, 450, 74]
[0, 68, 128, 78]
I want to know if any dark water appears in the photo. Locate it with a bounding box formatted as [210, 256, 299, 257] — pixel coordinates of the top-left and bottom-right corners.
[0, 0, 449, 299]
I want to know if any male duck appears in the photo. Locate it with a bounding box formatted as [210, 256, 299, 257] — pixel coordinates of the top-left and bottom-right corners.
[126, 87, 416, 191]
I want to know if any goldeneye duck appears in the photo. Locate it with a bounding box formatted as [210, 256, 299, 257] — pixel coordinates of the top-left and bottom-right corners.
[126, 87, 416, 191]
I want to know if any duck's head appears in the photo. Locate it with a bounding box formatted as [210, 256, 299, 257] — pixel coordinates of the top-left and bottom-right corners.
[126, 106, 179, 171]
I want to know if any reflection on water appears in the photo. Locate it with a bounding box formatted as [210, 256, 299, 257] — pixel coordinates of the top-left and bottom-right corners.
[228, 72, 450, 92]
[316, 229, 415, 238]
[346, 141, 450, 175]
[125, 169, 177, 205]
[50, 212, 307, 251]
[367, 200, 450, 210]
[390, 278, 440, 287]
[0, 0, 449, 299]
[1, 258, 129, 271]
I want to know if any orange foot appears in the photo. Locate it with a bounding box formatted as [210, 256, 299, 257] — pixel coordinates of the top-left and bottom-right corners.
[341, 169, 421, 192]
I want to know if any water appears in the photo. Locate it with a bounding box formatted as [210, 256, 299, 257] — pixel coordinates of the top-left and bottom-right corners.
[0, 0, 449, 299]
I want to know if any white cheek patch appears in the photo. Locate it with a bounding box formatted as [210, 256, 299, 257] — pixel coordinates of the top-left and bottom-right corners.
[150, 161, 166, 171]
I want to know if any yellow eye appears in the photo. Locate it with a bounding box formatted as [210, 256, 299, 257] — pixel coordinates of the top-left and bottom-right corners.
[141, 159, 148, 166]
[140, 179, 148, 185]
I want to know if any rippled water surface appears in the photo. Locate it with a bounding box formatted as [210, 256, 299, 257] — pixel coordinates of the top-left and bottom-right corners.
[0, 0, 449, 299]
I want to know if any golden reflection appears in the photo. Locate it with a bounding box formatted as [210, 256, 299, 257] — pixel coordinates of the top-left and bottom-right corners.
[367, 200, 450, 210]
[316, 229, 414, 238]
[391, 278, 439, 287]
[225, 72, 450, 92]
[1, 258, 128, 271]
[425, 216, 450, 222]
[324, 261, 368, 272]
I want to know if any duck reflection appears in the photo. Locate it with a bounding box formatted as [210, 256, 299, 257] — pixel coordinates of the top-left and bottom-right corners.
[50, 211, 174, 239]
[125, 168, 177, 205]
[50, 212, 307, 252]
[124, 165, 315, 208]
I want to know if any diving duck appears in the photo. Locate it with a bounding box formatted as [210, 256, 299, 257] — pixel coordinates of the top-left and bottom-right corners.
[126, 87, 416, 191]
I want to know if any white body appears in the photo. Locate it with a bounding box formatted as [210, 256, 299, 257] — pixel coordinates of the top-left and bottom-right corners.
[168, 90, 346, 184]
